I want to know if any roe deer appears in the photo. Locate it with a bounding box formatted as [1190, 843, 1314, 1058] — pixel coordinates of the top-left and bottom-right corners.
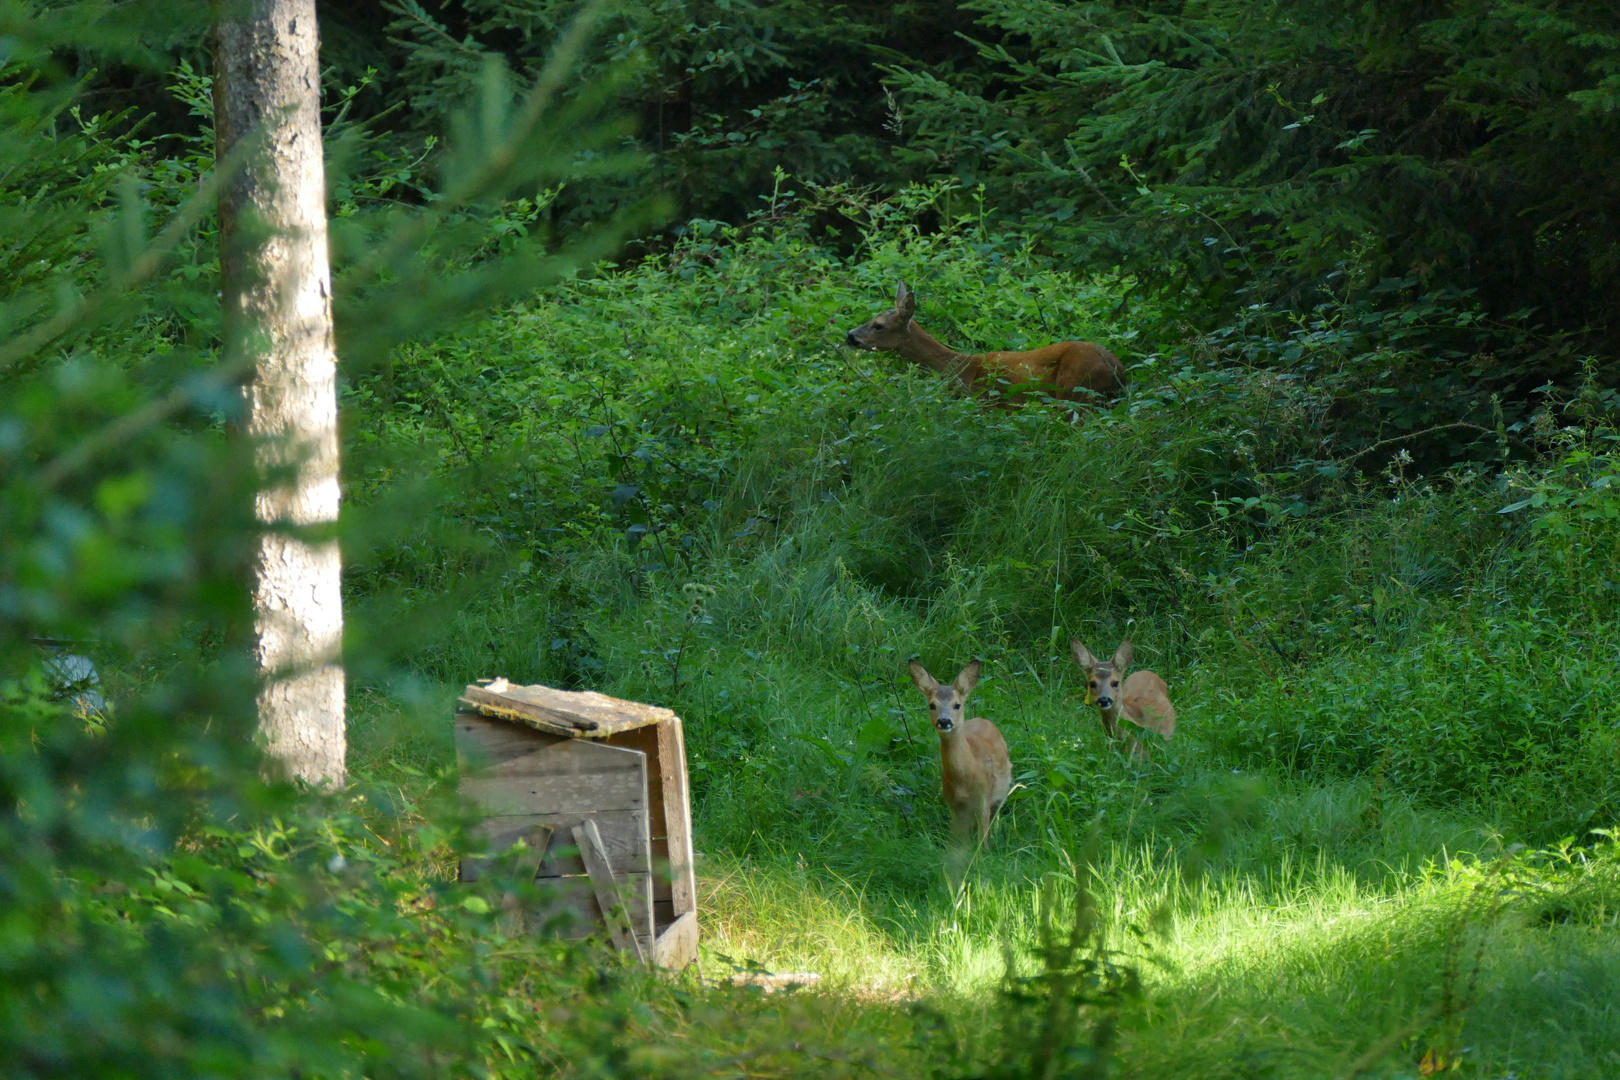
[1071, 639, 1176, 759]
[908, 658, 1013, 884]
[846, 281, 1123, 405]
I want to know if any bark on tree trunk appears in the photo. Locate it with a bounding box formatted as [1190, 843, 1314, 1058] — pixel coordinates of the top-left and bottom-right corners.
[215, 0, 345, 785]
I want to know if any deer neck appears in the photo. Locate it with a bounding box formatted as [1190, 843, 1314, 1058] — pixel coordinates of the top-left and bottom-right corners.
[900, 323, 977, 390]
[937, 725, 976, 770]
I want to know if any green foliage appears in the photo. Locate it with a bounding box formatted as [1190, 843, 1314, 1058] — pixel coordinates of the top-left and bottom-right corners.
[10, 2, 1620, 1076]
[0, 4, 697, 1077]
[346, 187, 1620, 849]
[57, 0, 1619, 461]
[63, 1, 1620, 411]
[889, 0, 1620, 375]
[326, 0, 981, 225]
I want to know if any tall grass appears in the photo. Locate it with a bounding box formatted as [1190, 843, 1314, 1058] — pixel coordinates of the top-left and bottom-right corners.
[343, 198, 1620, 1077]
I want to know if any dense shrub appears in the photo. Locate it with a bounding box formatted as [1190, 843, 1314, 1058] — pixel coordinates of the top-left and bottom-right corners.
[339, 188, 1620, 847]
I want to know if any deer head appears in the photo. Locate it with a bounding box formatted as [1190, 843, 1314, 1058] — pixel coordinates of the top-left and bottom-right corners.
[909, 658, 980, 733]
[845, 280, 917, 352]
[1072, 639, 1131, 712]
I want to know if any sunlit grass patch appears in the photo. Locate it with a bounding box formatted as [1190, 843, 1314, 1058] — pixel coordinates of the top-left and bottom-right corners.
[691, 832, 1620, 1077]
[698, 854, 932, 997]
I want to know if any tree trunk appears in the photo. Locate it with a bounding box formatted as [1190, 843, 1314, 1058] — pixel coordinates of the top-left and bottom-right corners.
[215, 0, 345, 785]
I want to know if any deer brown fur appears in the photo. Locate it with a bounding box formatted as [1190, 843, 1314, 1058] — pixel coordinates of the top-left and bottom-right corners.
[908, 658, 1012, 885]
[1071, 639, 1176, 759]
[846, 281, 1123, 406]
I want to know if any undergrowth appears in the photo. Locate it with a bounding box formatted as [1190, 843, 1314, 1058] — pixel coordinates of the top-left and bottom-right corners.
[333, 195, 1620, 1077]
[12, 11, 1617, 1076]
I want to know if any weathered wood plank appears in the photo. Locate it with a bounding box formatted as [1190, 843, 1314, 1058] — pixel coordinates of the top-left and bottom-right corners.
[512, 823, 553, 882]
[454, 713, 568, 772]
[460, 738, 648, 816]
[650, 910, 699, 971]
[459, 688, 587, 737]
[527, 873, 652, 941]
[605, 724, 666, 838]
[659, 715, 698, 917]
[457, 821, 555, 883]
[464, 811, 650, 877]
[460, 773, 644, 817]
[576, 819, 647, 963]
[482, 737, 647, 781]
[460, 682, 676, 738]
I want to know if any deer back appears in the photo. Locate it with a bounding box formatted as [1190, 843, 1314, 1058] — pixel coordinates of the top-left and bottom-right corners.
[1121, 670, 1175, 740]
[848, 281, 1123, 405]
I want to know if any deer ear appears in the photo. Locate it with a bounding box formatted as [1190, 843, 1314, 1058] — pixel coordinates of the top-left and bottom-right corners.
[953, 659, 981, 697]
[1072, 640, 1097, 672]
[908, 658, 938, 695]
[1111, 639, 1133, 671]
[895, 280, 915, 318]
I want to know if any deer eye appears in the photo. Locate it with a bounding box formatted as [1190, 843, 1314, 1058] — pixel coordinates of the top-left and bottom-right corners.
[954, 703, 961, 710]
[929, 702, 936, 710]
[1089, 680, 1097, 688]
[1111, 679, 1119, 687]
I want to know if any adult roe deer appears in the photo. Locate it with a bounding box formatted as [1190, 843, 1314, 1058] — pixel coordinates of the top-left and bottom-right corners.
[846, 281, 1124, 405]
[908, 658, 1013, 885]
[1071, 639, 1176, 759]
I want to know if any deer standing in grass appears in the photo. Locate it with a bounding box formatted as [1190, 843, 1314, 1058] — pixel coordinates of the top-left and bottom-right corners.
[1071, 639, 1176, 760]
[846, 281, 1124, 405]
[908, 659, 1012, 885]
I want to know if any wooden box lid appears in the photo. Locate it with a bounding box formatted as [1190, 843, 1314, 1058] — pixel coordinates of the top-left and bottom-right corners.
[458, 678, 677, 740]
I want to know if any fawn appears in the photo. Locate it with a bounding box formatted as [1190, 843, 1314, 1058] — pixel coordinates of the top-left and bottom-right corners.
[845, 281, 1123, 405]
[1071, 639, 1176, 759]
[908, 658, 1013, 884]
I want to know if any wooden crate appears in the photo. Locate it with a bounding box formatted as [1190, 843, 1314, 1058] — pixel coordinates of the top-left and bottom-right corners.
[454, 680, 699, 969]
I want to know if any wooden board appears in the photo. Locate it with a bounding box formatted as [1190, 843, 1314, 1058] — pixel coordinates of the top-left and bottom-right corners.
[460, 768, 645, 817]
[455, 680, 694, 961]
[576, 819, 646, 963]
[604, 725, 666, 835]
[463, 810, 650, 878]
[605, 725, 671, 905]
[526, 872, 654, 944]
[459, 736, 647, 817]
[459, 682, 677, 739]
[511, 823, 553, 882]
[604, 718, 695, 918]
[650, 910, 699, 970]
[662, 716, 698, 918]
[460, 686, 590, 737]
[454, 713, 569, 772]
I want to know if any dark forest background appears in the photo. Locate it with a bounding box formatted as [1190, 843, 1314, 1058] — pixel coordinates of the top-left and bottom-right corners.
[83, 0, 1620, 421]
